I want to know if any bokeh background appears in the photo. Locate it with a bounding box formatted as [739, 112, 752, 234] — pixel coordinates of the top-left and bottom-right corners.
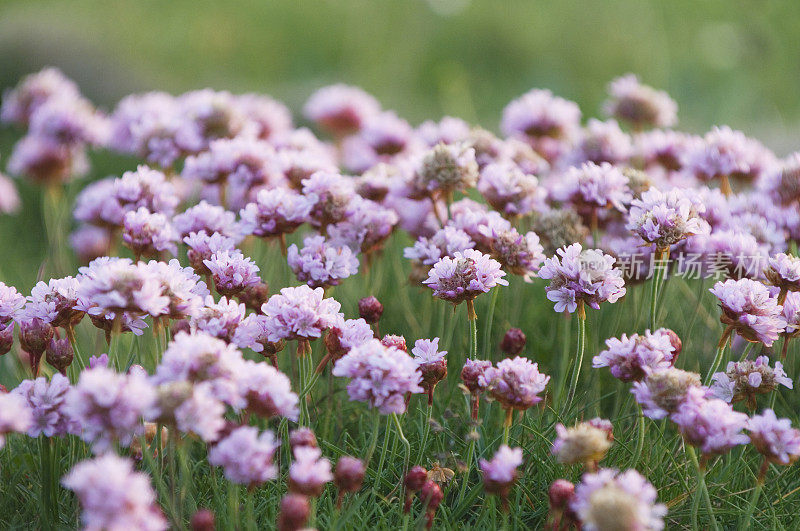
[1, 0, 799, 287]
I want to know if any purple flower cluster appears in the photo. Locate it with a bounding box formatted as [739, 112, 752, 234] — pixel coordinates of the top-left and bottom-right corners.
[480, 356, 550, 411]
[593, 328, 678, 382]
[710, 278, 786, 346]
[287, 235, 360, 288]
[423, 249, 508, 305]
[539, 243, 626, 313]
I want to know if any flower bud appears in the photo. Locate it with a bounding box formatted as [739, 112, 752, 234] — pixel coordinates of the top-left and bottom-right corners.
[358, 296, 384, 324]
[19, 318, 54, 356]
[381, 334, 407, 352]
[500, 328, 526, 355]
[46, 337, 74, 375]
[289, 427, 318, 452]
[237, 281, 270, 311]
[190, 509, 215, 531]
[0, 323, 13, 356]
[277, 493, 310, 531]
[334, 456, 365, 494]
[419, 480, 444, 529]
[548, 479, 575, 510]
[461, 359, 492, 394]
[405, 465, 428, 491]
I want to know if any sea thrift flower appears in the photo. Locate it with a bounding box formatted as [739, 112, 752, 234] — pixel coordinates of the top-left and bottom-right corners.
[764, 253, 800, 300]
[238, 361, 300, 421]
[710, 356, 792, 407]
[203, 250, 261, 297]
[62, 454, 167, 531]
[190, 509, 216, 531]
[572, 119, 633, 165]
[422, 249, 508, 306]
[415, 142, 479, 196]
[533, 209, 589, 256]
[321, 318, 375, 369]
[603, 74, 678, 129]
[593, 329, 678, 382]
[479, 226, 545, 281]
[184, 231, 238, 275]
[65, 365, 157, 453]
[477, 160, 544, 217]
[461, 358, 492, 420]
[173, 200, 242, 240]
[289, 427, 318, 451]
[747, 409, 800, 465]
[481, 356, 550, 411]
[341, 111, 415, 171]
[123, 207, 179, 258]
[7, 135, 89, 184]
[571, 469, 666, 531]
[631, 367, 702, 419]
[190, 296, 245, 343]
[0, 392, 32, 448]
[208, 426, 279, 486]
[28, 95, 108, 146]
[301, 171, 356, 230]
[1, 67, 81, 125]
[143, 259, 209, 320]
[709, 278, 786, 346]
[671, 386, 749, 456]
[539, 243, 627, 313]
[17, 317, 54, 374]
[554, 162, 632, 221]
[626, 188, 710, 250]
[404, 226, 476, 267]
[411, 338, 448, 405]
[548, 479, 579, 530]
[327, 197, 398, 254]
[239, 187, 313, 239]
[480, 445, 523, 508]
[287, 235, 360, 289]
[261, 285, 342, 342]
[112, 165, 180, 219]
[23, 276, 83, 329]
[332, 339, 423, 414]
[404, 465, 429, 513]
[500, 89, 581, 161]
[76, 257, 169, 318]
[0, 282, 25, 324]
[13, 373, 78, 437]
[552, 419, 614, 467]
[685, 126, 772, 187]
[303, 84, 381, 135]
[289, 446, 333, 496]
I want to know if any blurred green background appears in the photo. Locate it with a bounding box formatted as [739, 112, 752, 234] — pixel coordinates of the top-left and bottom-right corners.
[1, 0, 800, 289]
[2, 0, 800, 148]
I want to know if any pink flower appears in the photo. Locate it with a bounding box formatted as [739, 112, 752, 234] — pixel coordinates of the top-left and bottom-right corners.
[287, 235, 360, 289]
[481, 356, 550, 411]
[593, 329, 677, 382]
[603, 74, 678, 129]
[670, 386, 749, 456]
[62, 454, 167, 530]
[289, 446, 333, 497]
[261, 286, 342, 342]
[207, 426, 279, 486]
[423, 249, 508, 305]
[747, 409, 800, 465]
[709, 278, 786, 346]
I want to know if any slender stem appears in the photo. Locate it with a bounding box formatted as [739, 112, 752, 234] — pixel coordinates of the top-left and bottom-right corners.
[686, 445, 719, 531]
[373, 415, 392, 493]
[503, 408, 513, 445]
[363, 411, 381, 468]
[467, 300, 478, 361]
[739, 341, 755, 362]
[650, 247, 669, 330]
[392, 413, 411, 475]
[631, 404, 647, 468]
[458, 438, 476, 503]
[420, 404, 433, 460]
[563, 304, 586, 414]
[297, 340, 312, 425]
[483, 288, 499, 359]
[554, 313, 572, 406]
[704, 327, 732, 386]
[39, 437, 53, 530]
[740, 459, 768, 529]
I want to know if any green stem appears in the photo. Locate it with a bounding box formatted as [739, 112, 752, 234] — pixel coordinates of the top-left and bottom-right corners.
[631, 405, 646, 468]
[363, 411, 381, 468]
[373, 415, 392, 493]
[458, 438, 476, 503]
[39, 437, 53, 530]
[467, 300, 478, 361]
[420, 404, 432, 460]
[686, 445, 719, 531]
[704, 329, 732, 386]
[391, 413, 411, 478]
[563, 306, 586, 414]
[298, 341, 312, 425]
[650, 247, 669, 330]
[483, 288, 499, 359]
[740, 460, 767, 529]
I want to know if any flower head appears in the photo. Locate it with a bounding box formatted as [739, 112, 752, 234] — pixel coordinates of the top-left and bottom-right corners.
[415, 142, 479, 195]
[208, 426, 279, 486]
[204, 250, 261, 297]
[481, 356, 550, 411]
[552, 419, 614, 466]
[480, 445, 523, 499]
[289, 446, 333, 497]
[710, 278, 786, 346]
[571, 468, 666, 531]
[626, 187, 710, 249]
[63, 454, 167, 531]
[261, 286, 342, 342]
[423, 249, 508, 305]
[764, 253, 800, 293]
[303, 84, 381, 136]
[539, 243, 626, 313]
[554, 162, 632, 215]
[603, 74, 678, 129]
[123, 207, 179, 258]
[0, 392, 33, 448]
[631, 367, 702, 419]
[287, 235, 360, 289]
[593, 329, 677, 382]
[13, 374, 79, 438]
[710, 356, 792, 405]
[332, 339, 423, 414]
[747, 409, 800, 465]
[670, 386, 749, 456]
[239, 187, 313, 239]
